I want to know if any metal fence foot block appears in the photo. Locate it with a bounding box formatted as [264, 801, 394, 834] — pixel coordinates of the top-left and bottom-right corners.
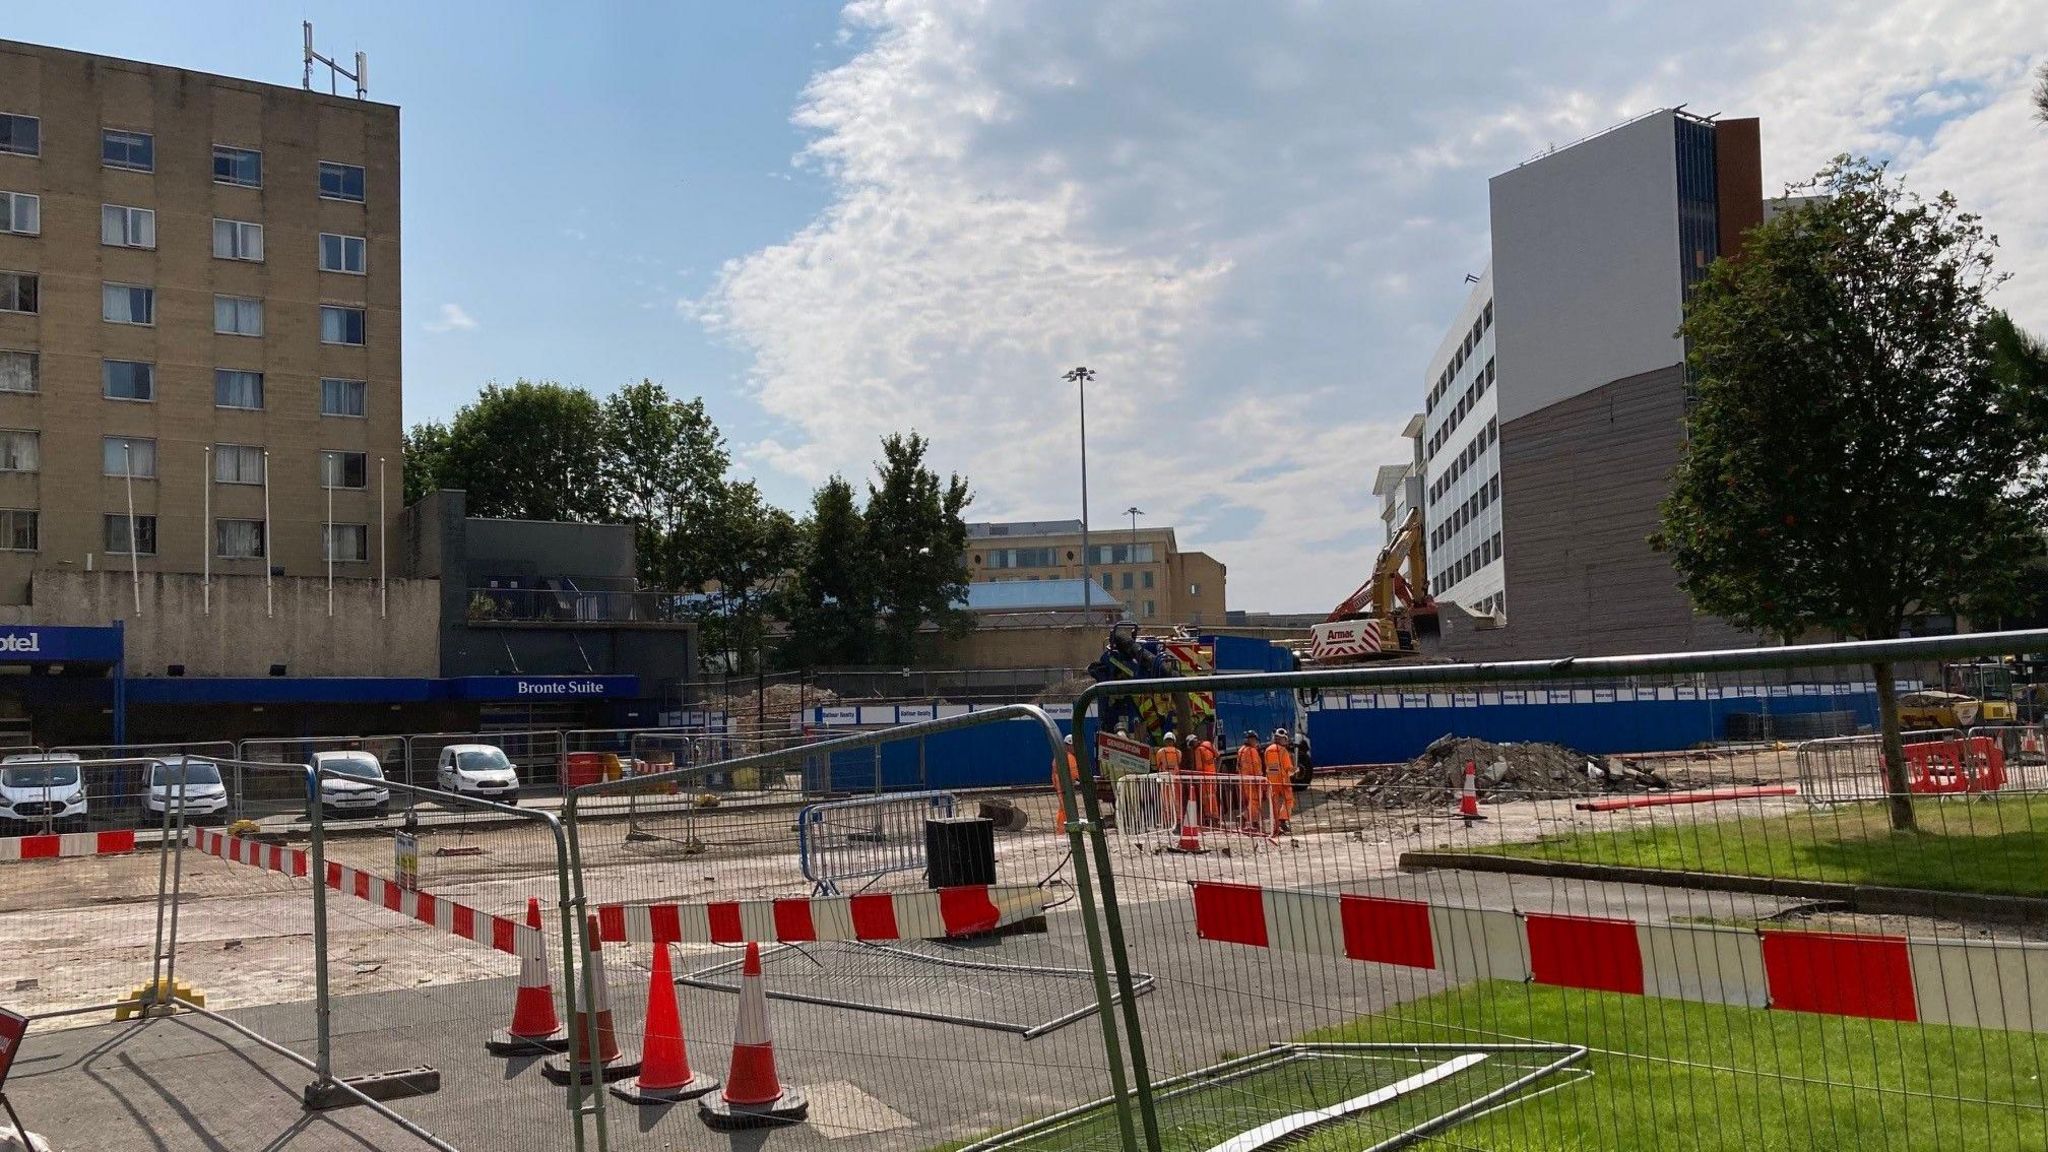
[301, 1066, 441, 1111]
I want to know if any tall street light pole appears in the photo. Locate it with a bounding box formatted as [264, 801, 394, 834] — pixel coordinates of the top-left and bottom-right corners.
[1125, 505, 1143, 619]
[1064, 366, 1096, 620]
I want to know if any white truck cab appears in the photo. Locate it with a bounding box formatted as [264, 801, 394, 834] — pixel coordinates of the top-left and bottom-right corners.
[435, 744, 521, 805]
[0, 752, 87, 831]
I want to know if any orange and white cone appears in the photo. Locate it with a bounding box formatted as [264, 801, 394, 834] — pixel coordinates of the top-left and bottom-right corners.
[2023, 729, 2045, 758]
[612, 942, 719, 1103]
[1168, 795, 1205, 854]
[1458, 760, 1485, 825]
[488, 897, 569, 1055]
[542, 915, 642, 1085]
[699, 941, 808, 1129]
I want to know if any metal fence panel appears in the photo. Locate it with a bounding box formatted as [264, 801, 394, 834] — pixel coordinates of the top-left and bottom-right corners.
[404, 729, 566, 794]
[1110, 772, 1274, 842]
[797, 790, 958, 894]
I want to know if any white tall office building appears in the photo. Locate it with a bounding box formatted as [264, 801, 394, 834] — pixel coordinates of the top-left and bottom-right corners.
[1419, 267, 1502, 616]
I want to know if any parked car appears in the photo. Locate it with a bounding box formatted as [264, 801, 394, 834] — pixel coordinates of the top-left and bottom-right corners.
[0, 752, 87, 831]
[435, 744, 521, 805]
[143, 755, 232, 823]
[310, 751, 390, 820]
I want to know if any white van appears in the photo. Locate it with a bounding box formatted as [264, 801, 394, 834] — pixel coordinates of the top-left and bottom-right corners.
[143, 756, 232, 822]
[0, 752, 87, 831]
[310, 751, 391, 820]
[435, 744, 521, 805]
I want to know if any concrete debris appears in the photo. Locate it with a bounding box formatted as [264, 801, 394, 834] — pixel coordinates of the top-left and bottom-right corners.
[1334, 734, 1672, 809]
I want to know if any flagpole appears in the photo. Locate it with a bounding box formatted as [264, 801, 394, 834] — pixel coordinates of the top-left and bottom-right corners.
[326, 463, 334, 617]
[378, 456, 387, 618]
[202, 446, 212, 614]
[124, 444, 140, 616]
[262, 449, 273, 619]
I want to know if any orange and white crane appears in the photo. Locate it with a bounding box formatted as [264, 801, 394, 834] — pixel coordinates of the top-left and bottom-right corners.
[1309, 507, 1438, 663]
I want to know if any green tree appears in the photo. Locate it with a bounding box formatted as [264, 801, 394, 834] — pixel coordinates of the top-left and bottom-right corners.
[689, 479, 800, 673]
[402, 420, 452, 508]
[864, 433, 974, 663]
[779, 476, 876, 666]
[600, 381, 728, 587]
[1657, 158, 2048, 831]
[431, 381, 612, 521]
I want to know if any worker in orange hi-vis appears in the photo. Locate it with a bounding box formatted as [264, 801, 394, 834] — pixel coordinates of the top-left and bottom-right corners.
[1263, 727, 1297, 833]
[1237, 729, 1266, 831]
[1153, 732, 1183, 833]
[1054, 734, 1080, 835]
[1193, 733, 1220, 824]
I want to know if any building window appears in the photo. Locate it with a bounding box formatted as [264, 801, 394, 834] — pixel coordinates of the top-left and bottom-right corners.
[1143, 600, 1156, 618]
[0, 272, 36, 314]
[214, 295, 263, 336]
[105, 514, 157, 556]
[103, 360, 153, 401]
[320, 378, 367, 417]
[214, 444, 264, 485]
[1142, 570, 1154, 589]
[319, 233, 367, 274]
[320, 450, 368, 489]
[103, 436, 155, 478]
[319, 161, 366, 202]
[323, 523, 368, 562]
[214, 369, 264, 410]
[0, 430, 36, 473]
[102, 129, 153, 172]
[320, 305, 366, 345]
[1189, 582, 1201, 597]
[0, 115, 37, 157]
[0, 509, 37, 551]
[1120, 572, 1134, 590]
[212, 145, 262, 187]
[216, 518, 265, 559]
[213, 218, 264, 262]
[0, 192, 37, 236]
[0, 351, 34, 394]
[102, 204, 156, 249]
[1101, 573, 1112, 591]
[102, 283, 154, 326]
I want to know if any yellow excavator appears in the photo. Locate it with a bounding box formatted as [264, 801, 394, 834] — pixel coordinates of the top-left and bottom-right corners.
[1309, 507, 1438, 664]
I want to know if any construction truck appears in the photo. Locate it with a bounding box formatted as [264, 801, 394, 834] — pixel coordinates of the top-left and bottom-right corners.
[1309, 506, 1439, 664]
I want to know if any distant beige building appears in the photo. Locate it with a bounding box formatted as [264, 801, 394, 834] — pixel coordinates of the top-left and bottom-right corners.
[964, 519, 1226, 626]
[0, 39, 401, 605]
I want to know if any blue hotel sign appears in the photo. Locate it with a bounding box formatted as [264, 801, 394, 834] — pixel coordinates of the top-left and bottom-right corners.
[0, 625, 124, 665]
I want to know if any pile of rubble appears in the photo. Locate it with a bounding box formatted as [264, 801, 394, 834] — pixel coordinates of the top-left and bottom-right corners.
[1335, 735, 1675, 809]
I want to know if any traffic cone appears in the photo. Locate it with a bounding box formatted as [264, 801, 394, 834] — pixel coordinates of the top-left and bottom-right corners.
[1168, 795, 1205, 854]
[1458, 760, 1486, 825]
[541, 916, 642, 1085]
[2023, 729, 2044, 758]
[612, 942, 719, 1103]
[487, 897, 569, 1056]
[699, 942, 808, 1129]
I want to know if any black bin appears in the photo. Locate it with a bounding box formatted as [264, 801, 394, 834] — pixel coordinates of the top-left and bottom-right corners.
[925, 815, 996, 888]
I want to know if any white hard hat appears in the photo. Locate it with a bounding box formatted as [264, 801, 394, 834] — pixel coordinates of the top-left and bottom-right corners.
[1273, 727, 1288, 739]
[1064, 734, 1073, 745]
[1163, 730, 1177, 741]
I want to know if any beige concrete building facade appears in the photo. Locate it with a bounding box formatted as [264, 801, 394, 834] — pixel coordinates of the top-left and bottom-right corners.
[0, 40, 402, 607]
[964, 519, 1226, 626]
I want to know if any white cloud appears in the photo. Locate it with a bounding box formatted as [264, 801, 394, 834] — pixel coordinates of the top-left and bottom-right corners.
[424, 303, 479, 334]
[704, 0, 2048, 611]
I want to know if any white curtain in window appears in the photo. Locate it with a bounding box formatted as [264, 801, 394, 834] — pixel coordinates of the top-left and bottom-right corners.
[217, 520, 263, 558]
[0, 431, 37, 472]
[102, 437, 154, 477]
[0, 352, 32, 394]
[215, 446, 263, 484]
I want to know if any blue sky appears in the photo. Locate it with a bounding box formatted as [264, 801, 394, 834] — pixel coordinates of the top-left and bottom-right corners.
[10, 3, 2048, 611]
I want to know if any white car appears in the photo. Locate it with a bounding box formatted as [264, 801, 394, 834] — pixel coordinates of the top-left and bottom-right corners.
[436, 744, 521, 805]
[310, 751, 391, 820]
[144, 755, 231, 822]
[0, 752, 87, 831]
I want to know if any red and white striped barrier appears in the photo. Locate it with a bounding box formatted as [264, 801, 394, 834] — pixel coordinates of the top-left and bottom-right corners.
[594, 885, 1049, 946]
[1192, 881, 2048, 1033]
[190, 828, 541, 959]
[0, 829, 136, 863]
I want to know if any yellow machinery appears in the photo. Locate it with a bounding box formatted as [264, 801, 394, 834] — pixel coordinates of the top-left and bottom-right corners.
[1309, 507, 1438, 664]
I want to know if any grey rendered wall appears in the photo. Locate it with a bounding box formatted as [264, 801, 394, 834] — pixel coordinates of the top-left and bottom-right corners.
[465, 518, 637, 587]
[1490, 111, 1686, 424]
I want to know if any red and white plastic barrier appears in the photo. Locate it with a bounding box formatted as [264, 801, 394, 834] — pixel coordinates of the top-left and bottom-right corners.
[1192, 881, 2048, 1033]
[0, 829, 136, 863]
[190, 828, 541, 959]
[594, 885, 1049, 946]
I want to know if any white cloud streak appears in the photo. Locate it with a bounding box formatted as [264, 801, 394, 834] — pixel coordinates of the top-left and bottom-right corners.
[424, 303, 480, 333]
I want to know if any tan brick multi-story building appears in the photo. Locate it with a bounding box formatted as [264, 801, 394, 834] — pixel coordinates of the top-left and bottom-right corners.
[965, 519, 1227, 626]
[0, 39, 401, 604]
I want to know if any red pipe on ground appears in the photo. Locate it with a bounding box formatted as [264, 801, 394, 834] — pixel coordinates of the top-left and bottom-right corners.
[1573, 785, 1797, 812]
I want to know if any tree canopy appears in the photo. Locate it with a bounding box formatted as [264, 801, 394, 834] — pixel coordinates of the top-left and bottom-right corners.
[1658, 157, 2048, 828]
[404, 380, 610, 522]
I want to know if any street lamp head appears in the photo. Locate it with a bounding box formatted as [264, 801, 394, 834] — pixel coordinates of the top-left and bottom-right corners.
[1063, 366, 1095, 384]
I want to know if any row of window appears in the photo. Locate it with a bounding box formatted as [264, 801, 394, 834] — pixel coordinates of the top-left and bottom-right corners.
[0, 114, 369, 202]
[974, 542, 1158, 568]
[0, 510, 370, 561]
[1431, 531, 1503, 598]
[0, 350, 366, 414]
[0, 192, 370, 275]
[1431, 416, 1497, 506]
[0, 270, 368, 346]
[1426, 300, 1493, 415]
[1432, 472, 1501, 554]
[1428, 357, 1494, 458]
[0, 429, 372, 488]
[1099, 570, 1156, 592]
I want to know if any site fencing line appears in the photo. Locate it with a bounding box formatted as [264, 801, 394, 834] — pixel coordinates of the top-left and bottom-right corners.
[1054, 626, 2048, 1152]
[797, 789, 958, 894]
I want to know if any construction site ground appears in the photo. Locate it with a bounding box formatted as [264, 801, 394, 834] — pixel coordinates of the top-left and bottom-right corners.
[9, 750, 1944, 1152]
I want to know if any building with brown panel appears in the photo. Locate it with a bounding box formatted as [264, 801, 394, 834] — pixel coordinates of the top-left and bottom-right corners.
[964, 519, 1227, 627]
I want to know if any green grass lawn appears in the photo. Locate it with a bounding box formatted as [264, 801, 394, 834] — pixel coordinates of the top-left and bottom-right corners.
[1479, 794, 2048, 898]
[958, 983, 2048, 1151]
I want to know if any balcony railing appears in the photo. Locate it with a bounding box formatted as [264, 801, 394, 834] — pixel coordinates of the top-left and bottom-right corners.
[464, 587, 692, 626]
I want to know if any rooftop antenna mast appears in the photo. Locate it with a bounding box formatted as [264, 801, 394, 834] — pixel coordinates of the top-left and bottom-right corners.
[302, 22, 368, 99]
